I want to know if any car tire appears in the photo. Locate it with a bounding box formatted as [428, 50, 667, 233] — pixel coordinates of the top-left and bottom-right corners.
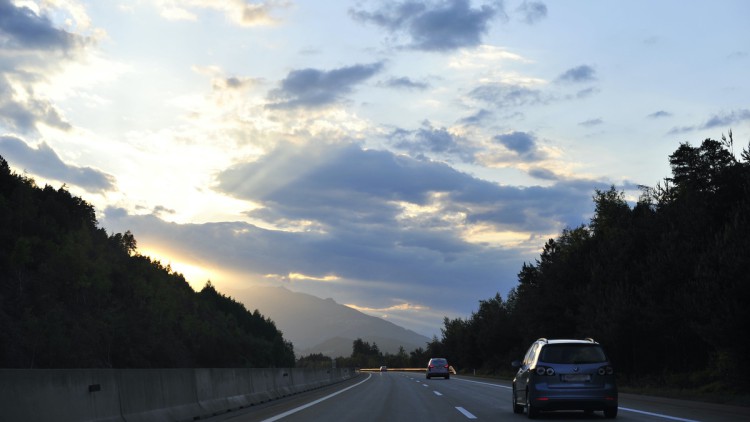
[526, 391, 539, 419]
[512, 388, 524, 414]
[426, 374, 430, 379]
[604, 406, 618, 419]
[445, 375, 450, 379]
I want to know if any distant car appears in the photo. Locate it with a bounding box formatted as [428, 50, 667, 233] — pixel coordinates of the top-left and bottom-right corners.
[512, 338, 618, 419]
[379, 365, 387, 372]
[426, 357, 450, 379]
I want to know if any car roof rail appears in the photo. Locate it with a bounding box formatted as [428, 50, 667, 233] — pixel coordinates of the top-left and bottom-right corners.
[584, 337, 596, 343]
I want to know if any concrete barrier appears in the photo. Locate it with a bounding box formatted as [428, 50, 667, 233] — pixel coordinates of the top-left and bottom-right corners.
[0, 367, 355, 422]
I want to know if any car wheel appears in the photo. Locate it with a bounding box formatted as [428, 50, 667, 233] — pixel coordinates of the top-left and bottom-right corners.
[604, 406, 618, 419]
[445, 374, 450, 379]
[526, 391, 539, 419]
[512, 388, 524, 414]
[426, 374, 430, 379]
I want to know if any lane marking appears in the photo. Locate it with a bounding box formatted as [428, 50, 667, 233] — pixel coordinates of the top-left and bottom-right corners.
[422, 383, 429, 387]
[433, 391, 443, 396]
[455, 406, 477, 419]
[619, 407, 700, 422]
[453, 377, 513, 389]
[260, 373, 372, 422]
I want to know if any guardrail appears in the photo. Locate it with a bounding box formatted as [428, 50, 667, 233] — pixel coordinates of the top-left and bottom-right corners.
[0, 367, 355, 422]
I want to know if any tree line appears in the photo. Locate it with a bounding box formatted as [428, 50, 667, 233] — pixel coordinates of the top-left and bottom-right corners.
[296, 338, 444, 369]
[0, 156, 295, 368]
[433, 134, 750, 393]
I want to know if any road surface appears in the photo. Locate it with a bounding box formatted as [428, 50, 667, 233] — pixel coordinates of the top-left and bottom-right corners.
[205, 371, 750, 421]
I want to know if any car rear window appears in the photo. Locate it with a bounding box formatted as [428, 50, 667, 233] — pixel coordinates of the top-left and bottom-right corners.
[539, 344, 607, 364]
[430, 359, 447, 365]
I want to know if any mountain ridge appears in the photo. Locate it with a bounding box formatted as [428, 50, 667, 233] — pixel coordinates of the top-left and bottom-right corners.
[227, 285, 431, 358]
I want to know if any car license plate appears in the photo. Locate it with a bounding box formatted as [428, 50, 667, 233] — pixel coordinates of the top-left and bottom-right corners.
[563, 374, 590, 382]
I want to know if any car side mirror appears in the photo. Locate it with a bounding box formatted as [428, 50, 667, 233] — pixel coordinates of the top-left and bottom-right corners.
[511, 360, 521, 368]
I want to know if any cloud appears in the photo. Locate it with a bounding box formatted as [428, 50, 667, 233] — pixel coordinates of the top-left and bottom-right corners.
[647, 110, 672, 119]
[350, 0, 501, 51]
[468, 83, 545, 109]
[579, 118, 603, 127]
[0, 78, 72, 133]
[516, 1, 548, 24]
[528, 167, 559, 181]
[458, 109, 493, 125]
[0, 0, 81, 51]
[381, 76, 430, 90]
[557, 65, 596, 83]
[668, 109, 750, 134]
[267, 62, 384, 109]
[103, 142, 609, 317]
[702, 109, 750, 129]
[0, 136, 116, 193]
[388, 121, 476, 162]
[0, 0, 90, 134]
[493, 131, 546, 161]
[154, 0, 285, 26]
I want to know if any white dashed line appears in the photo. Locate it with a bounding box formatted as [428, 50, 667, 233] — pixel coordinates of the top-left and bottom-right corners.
[455, 406, 477, 419]
[433, 391, 443, 396]
[422, 383, 429, 387]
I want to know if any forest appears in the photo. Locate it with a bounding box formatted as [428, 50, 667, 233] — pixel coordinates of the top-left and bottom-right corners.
[428, 134, 750, 393]
[0, 156, 295, 368]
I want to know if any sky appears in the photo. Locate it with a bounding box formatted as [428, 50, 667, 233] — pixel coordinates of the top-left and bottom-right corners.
[1, 0, 748, 338]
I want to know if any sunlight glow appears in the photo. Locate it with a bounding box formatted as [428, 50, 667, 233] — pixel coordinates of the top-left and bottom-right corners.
[138, 247, 215, 291]
[289, 273, 341, 282]
[462, 224, 532, 247]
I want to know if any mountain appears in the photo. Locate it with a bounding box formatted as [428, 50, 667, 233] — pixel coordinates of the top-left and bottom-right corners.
[227, 286, 431, 358]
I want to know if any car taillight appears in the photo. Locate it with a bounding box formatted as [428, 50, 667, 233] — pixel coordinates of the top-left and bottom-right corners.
[444, 365, 449, 368]
[428, 365, 434, 368]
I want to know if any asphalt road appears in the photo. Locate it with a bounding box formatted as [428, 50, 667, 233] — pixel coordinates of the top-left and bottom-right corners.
[205, 371, 750, 422]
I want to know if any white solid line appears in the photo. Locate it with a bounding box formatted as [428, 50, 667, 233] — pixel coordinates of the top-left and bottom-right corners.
[433, 391, 443, 396]
[260, 373, 372, 422]
[455, 406, 477, 419]
[619, 407, 700, 422]
[453, 377, 513, 389]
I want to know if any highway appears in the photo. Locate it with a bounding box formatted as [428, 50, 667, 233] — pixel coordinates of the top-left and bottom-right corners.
[206, 371, 750, 422]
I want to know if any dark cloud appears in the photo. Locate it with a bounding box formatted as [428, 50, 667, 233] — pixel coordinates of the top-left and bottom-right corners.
[557, 65, 596, 83]
[0, 135, 116, 193]
[215, 142, 595, 234]
[702, 109, 750, 129]
[469, 83, 545, 108]
[493, 131, 546, 161]
[382, 76, 429, 90]
[388, 121, 476, 162]
[458, 108, 493, 125]
[528, 167, 559, 181]
[668, 109, 750, 134]
[0, 0, 80, 51]
[267, 62, 384, 109]
[579, 118, 603, 127]
[350, 0, 501, 52]
[0, 1, 87, 134]
[0, 78, 71, 133]
[104, 142, 610, 317]
[647, 110, 672, 119]
[516, 1, 547, 24]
